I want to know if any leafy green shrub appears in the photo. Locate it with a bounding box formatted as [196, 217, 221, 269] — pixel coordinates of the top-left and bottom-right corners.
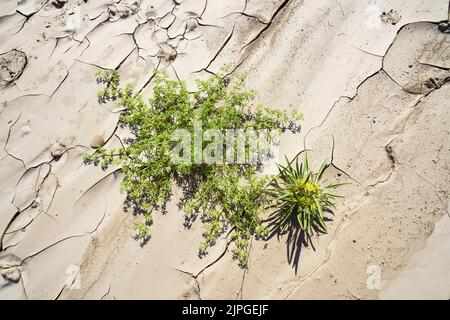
[85, 69, 302, 266]
[267, 154, 343, 237]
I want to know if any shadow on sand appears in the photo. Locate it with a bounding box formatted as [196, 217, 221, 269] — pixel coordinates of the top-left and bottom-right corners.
[265, 213, 333, 275]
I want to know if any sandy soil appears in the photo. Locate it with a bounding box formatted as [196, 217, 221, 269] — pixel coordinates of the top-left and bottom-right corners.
[0, 0, 449, 300]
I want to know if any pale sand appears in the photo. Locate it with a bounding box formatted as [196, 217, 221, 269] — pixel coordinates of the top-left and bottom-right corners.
[0, 0, 449, 299]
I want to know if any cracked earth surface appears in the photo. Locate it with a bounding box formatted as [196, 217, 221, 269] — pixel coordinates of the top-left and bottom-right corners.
[0, 0, 450, 299]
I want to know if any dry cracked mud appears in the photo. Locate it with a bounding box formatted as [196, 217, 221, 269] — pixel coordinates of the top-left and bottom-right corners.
[0, 0, 450, 300]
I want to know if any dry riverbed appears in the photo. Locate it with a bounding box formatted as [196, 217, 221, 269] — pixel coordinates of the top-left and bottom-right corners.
[1, 0, 450, 299]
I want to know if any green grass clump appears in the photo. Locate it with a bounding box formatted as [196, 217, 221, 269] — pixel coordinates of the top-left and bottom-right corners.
[85, 68, 302, 266]
[267, 154, 344, 237]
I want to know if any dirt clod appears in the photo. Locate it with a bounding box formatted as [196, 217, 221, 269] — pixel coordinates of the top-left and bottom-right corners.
[50, 142, 66, 160]
[438, 22, 450, 34]
[0, 50, 27, 89]
[51, 0, 66, 9]
[380, 10, 401, 25]
[0, 268, 21, 283]
[90, 135, 105, 148]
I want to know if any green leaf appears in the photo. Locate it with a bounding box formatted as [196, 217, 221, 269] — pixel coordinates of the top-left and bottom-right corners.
[315, 160, 329, 183]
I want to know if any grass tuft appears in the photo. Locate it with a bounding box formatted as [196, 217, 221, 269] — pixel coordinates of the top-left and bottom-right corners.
[267, 154, 344, 237]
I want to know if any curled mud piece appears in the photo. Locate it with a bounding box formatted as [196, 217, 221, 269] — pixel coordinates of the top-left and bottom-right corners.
[158, 43, 178, 63]
[108, 1, 140, 21]
[0, 254, 22, 269]
[0, 267, 21, 283]
[403, 76, 450, 94]
[186, 18, 199, 32]
[0, 50, 27, 89]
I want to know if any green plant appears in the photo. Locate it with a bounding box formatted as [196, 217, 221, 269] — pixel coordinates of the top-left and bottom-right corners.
[84, 68, 302, 267]
[267, 154, 343, 237]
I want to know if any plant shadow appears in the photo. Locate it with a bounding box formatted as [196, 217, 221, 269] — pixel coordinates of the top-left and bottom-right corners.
[265, 213, 333, 275]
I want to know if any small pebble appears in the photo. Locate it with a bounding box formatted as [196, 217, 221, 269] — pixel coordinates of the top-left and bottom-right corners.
[90, 135, 105, 148]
